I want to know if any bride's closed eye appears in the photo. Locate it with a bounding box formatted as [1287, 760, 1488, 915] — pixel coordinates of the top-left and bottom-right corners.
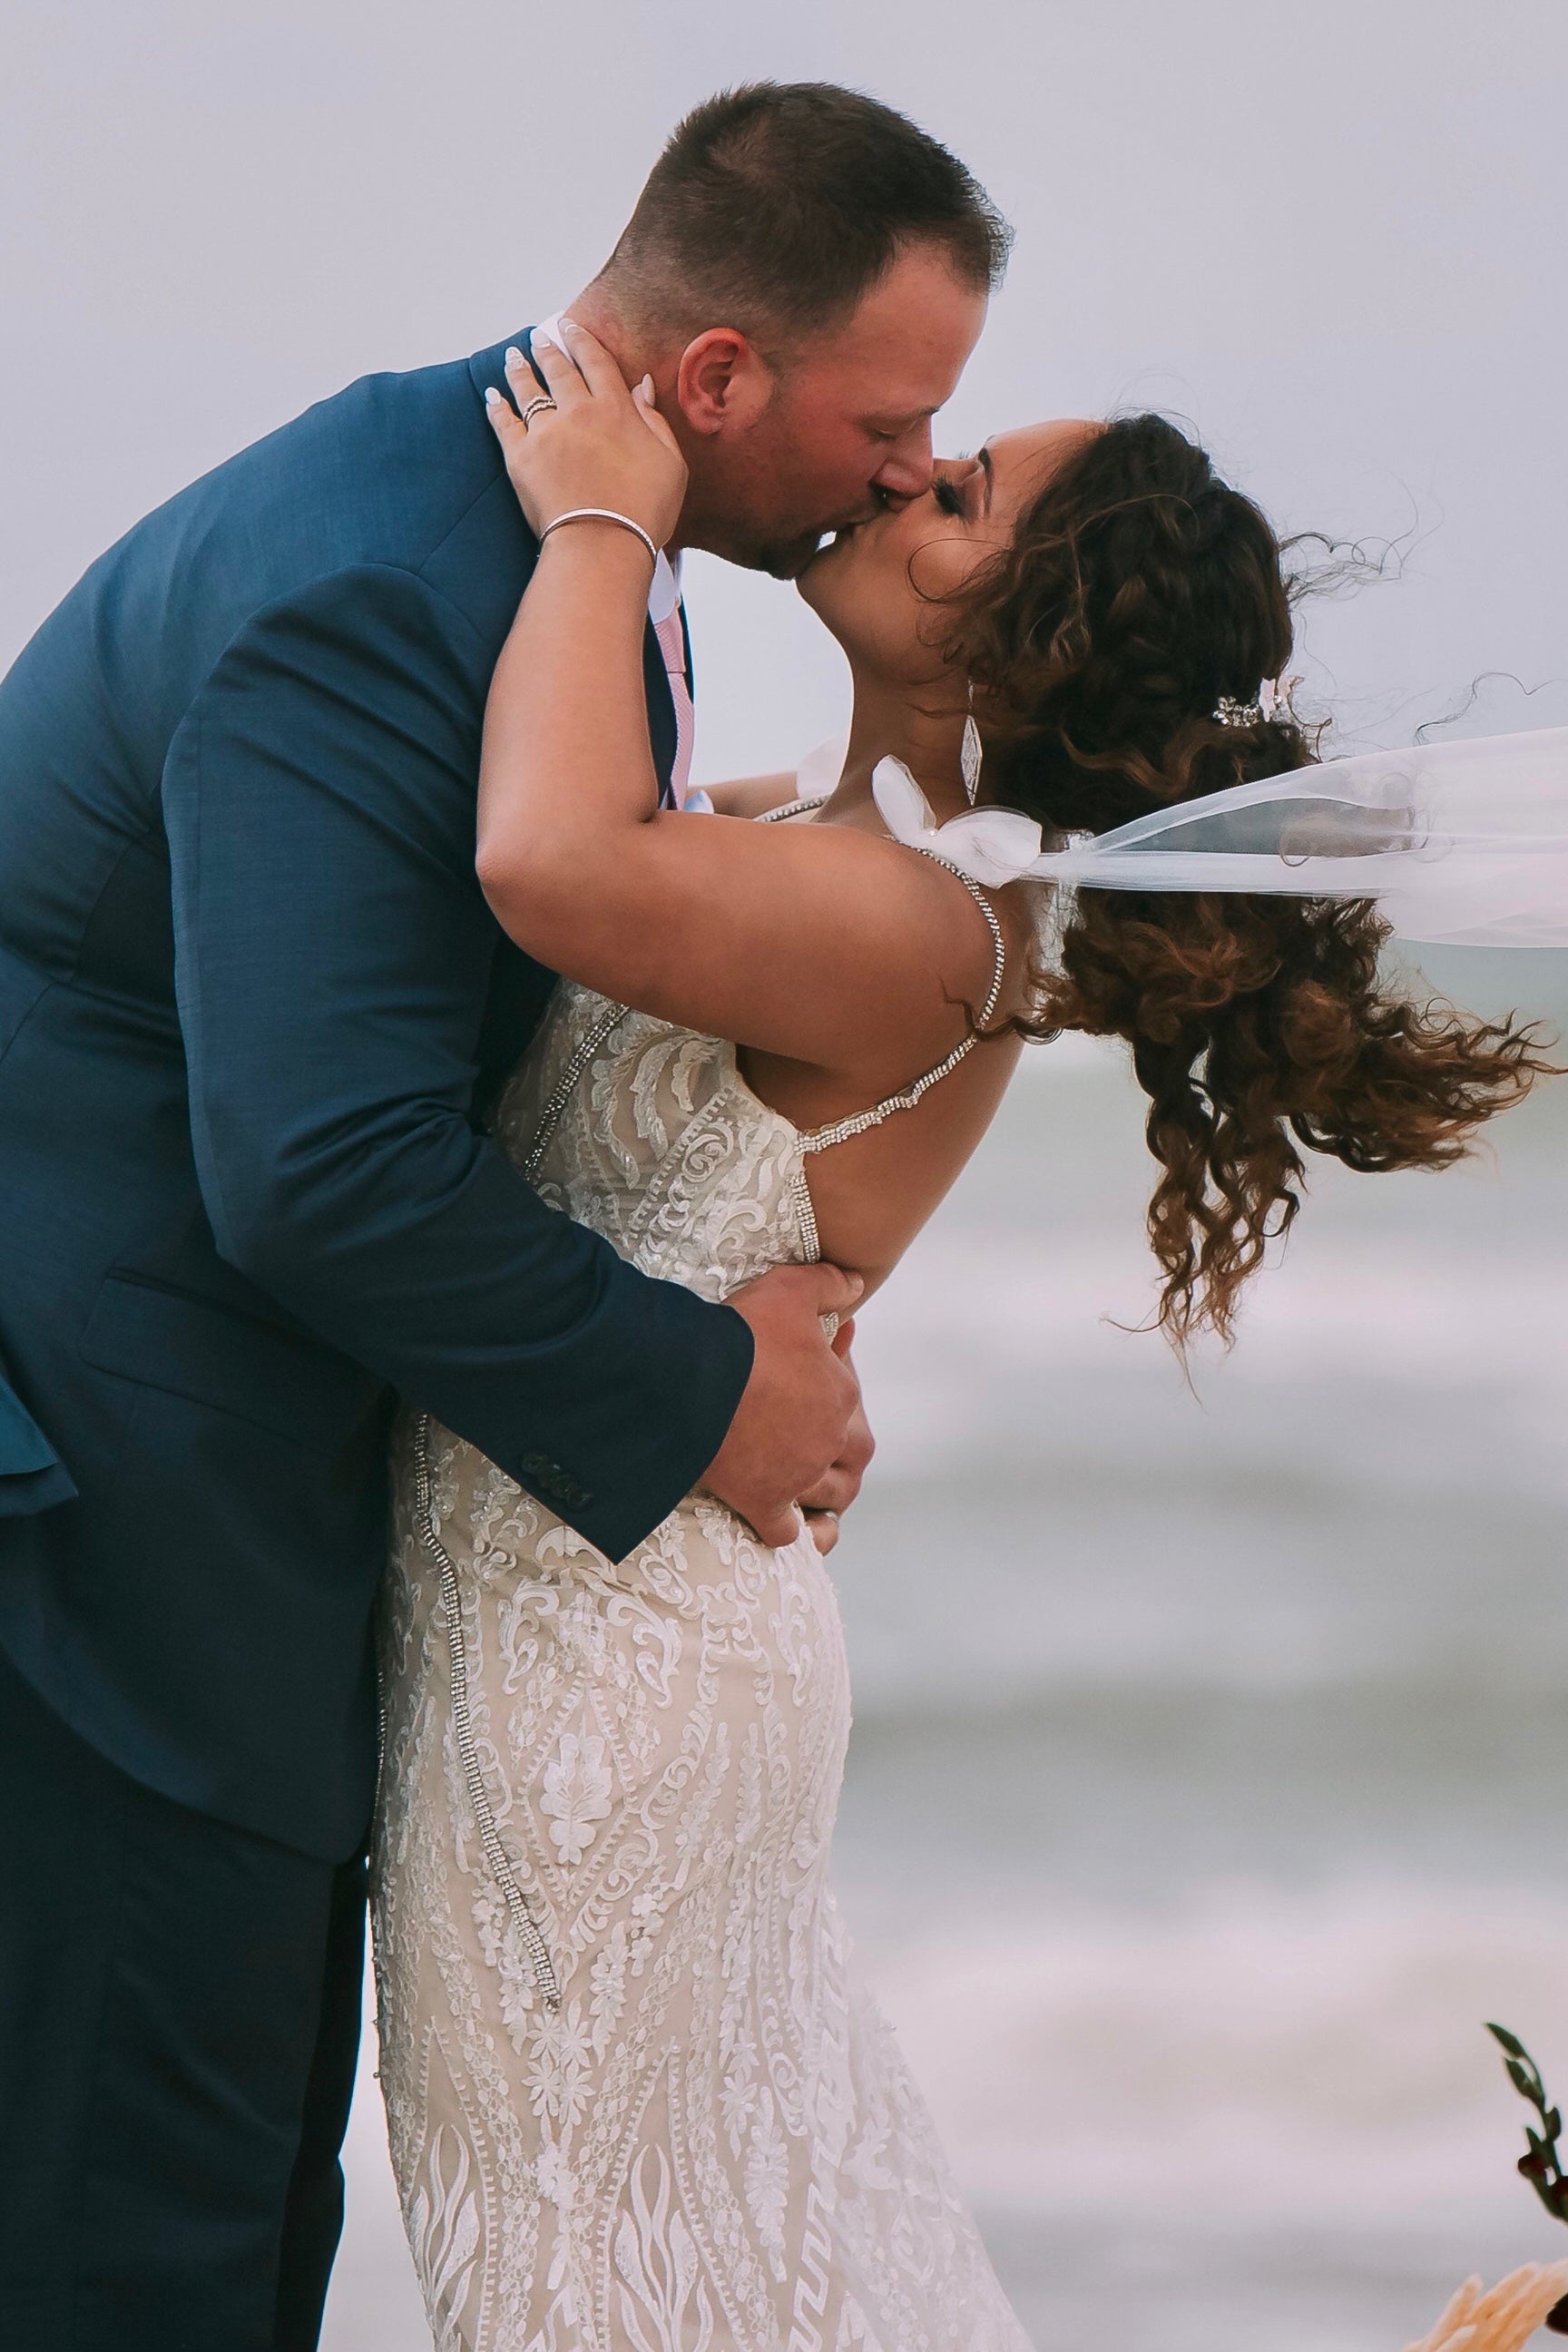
[933, 451, 991, 520]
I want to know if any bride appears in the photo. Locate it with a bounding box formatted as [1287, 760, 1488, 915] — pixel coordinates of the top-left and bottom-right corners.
[370, 319, 1550, 2349]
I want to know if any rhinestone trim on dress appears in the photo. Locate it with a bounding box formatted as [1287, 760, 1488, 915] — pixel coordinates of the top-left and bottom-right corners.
[799, 848, 1007, 1155]
[519, 999, 630, 1181]
[758, 793, 1011, 1157]
[787, 1165, 822, 1262]
[413, 1413, 563, 2012]
[754, 796, 830, 827]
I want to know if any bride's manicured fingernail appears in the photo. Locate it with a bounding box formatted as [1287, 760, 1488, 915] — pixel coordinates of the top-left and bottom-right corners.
[532, 331, 557, 353]
[485, 386, 504, 407]
[504, 346, 524, 367]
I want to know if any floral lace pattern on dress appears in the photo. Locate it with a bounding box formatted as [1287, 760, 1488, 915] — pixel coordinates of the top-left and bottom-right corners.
[373, 982, 1031, 2350]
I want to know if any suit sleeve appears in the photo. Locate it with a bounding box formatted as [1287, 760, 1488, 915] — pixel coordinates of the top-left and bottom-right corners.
[162, 562, 752, 1562]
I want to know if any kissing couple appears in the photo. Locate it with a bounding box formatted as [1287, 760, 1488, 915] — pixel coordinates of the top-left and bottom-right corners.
[0, 77, 1554, 2352]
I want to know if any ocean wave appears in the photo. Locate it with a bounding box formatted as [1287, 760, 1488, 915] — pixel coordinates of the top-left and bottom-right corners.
[858, 1883, 1568, 2228]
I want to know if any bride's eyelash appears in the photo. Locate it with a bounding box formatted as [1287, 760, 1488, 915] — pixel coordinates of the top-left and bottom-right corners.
[933, 477, 965, 517]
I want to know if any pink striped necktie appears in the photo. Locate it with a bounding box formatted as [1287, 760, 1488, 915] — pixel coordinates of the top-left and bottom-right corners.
[652, 601, 694, 809]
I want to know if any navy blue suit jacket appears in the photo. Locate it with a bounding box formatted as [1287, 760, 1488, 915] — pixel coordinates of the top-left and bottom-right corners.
[0, 331, 752, 1859]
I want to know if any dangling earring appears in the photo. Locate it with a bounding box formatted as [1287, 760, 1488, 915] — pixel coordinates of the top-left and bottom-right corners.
[961, 712, 983, 807]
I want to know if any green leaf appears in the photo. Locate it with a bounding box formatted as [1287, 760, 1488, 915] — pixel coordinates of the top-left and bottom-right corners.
[1493, 2026, 1568, 2229]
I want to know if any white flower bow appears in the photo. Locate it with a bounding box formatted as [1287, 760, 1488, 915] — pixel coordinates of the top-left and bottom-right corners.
[870, 758, 1046, 887]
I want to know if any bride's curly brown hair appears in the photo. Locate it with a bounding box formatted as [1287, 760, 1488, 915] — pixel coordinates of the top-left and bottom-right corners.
[945, 413, 1554, 1347]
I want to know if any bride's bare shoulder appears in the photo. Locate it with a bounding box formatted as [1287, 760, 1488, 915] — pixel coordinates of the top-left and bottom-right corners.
[700, 771, 803, 819]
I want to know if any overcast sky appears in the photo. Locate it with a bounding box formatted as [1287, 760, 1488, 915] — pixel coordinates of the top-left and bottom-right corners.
[3, 0, 1563, 782]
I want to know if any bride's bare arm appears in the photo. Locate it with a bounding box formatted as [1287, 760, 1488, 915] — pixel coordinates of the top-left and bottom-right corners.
[475, 327, 995, 1091]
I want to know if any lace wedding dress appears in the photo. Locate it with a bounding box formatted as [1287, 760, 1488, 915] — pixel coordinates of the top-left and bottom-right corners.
[373, 814, 1031, 2352]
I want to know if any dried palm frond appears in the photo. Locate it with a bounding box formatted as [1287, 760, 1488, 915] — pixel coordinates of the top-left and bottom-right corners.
[1403, 2262, 1568, 2352]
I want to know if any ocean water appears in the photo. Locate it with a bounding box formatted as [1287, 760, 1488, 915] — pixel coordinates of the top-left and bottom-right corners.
[323, 946, 1568, 2351]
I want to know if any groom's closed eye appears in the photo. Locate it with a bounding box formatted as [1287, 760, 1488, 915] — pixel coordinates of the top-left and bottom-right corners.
[864, 407, 940, 454]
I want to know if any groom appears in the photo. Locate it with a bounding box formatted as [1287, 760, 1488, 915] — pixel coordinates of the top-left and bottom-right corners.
[0, 82, 1007, 2350]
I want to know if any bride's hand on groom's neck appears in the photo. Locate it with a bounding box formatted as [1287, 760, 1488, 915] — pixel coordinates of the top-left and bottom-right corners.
[487, 323, 688, 554]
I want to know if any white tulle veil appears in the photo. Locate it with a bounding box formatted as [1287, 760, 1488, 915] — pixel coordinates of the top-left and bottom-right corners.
[865, 725, 1568, 950]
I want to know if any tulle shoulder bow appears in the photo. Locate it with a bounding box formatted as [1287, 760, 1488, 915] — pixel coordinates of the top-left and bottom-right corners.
[870, 758, 1050, 888]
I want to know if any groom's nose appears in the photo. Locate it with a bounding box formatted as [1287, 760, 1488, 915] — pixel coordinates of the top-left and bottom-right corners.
[870, 421, 935, 507]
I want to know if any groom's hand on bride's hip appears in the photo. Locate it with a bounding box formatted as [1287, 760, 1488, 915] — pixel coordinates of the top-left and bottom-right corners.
[704, 1265, 873, 1553]
[798, 1318, 873, 1556]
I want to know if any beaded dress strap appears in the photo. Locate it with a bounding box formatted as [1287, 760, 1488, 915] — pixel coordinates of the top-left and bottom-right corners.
[799, 847, 1007, 1157]
[519, 797, 1006, 1184]
[757, 789, 1009, 1156]
[756, 795, 829, 825]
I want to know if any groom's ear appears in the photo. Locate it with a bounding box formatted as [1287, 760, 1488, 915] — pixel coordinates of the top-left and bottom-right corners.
[674, 329, 778, 438]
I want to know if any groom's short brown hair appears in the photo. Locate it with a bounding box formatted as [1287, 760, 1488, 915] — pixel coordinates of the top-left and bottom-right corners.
[601, 83, 1011, 343]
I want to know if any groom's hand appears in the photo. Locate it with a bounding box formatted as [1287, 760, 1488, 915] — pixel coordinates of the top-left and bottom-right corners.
[798, 1319, 874, 1556]
[704, 1264, 871, 1551]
